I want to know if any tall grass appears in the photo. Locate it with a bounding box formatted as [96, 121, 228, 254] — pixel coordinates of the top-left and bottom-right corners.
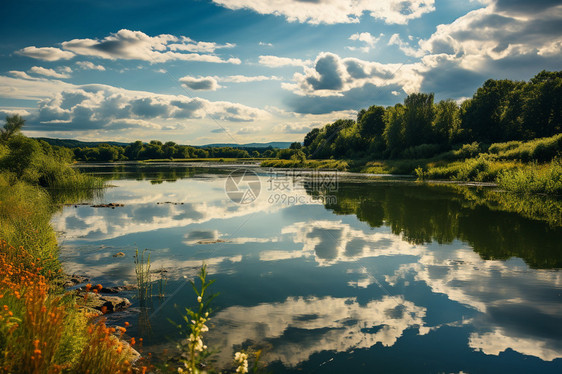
[134, 249, 152, 308]
[261, 159, 348, 170]
[0, 177, 60, 278]
[490, 133, 562, 162]
[0, 249, 139, 373]
[497, 159, 562, 195]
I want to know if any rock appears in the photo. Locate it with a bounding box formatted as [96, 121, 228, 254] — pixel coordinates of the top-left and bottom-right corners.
[99, 284, 137, 294]
[113, 252, 126, 257]
[196, 239, 227, 244]
[62, 274, 89, 288]
[80, 292, 132, 313]
[90, 203, 125, 208]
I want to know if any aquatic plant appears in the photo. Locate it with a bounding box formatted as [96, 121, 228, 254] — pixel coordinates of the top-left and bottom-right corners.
[176, 265, 217, 374]
[134, 249, 152, 307]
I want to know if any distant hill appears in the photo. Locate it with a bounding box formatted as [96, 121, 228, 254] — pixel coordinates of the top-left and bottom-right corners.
[202, 142, 293, 149]
[34, 138, 294, 149]
[34, 138, 129, 148]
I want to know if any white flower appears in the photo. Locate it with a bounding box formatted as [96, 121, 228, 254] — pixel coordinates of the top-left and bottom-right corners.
[197, 296, 202, 303]
[201, 324, 209, 332]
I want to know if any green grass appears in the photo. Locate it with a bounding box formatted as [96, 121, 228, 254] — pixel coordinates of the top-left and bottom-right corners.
[497, 159, 562, 195]
[143, 157, 272, 163]
[261, 159, 349, 170]
[0, 175, 60, 277]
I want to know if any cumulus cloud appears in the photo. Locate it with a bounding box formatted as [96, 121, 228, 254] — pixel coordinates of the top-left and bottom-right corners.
[16, 46, 75, 61]
[284, 52, 424, 97]
[348, 32, 384, 52]
[259, 55, 311, 68]
[417, 2, 562, 70]
[236, 126, 260, 134]
[19, 29, 240, 64]
[29, 66, 72, 79]
[212, 0, 435, 25]
[0, 108, 31, 118]
[221, 75, 281, 83]
[276, 123, 319, 134]
[76, 61, 106, 71]
[10, 81, 269, 132]
[388, 33, 424, 57]
[179, 76, 221, 91]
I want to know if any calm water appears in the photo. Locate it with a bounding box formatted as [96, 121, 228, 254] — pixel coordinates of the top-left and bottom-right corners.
[53, 163, 562, 373]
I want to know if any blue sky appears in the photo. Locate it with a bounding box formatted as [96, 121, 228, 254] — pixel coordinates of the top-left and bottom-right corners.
[0, 0, 561, 145]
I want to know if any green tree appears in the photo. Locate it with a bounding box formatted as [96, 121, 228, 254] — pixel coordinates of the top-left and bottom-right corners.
[522, 71, 562, 138]
[384, 104, 405, 157]
[359, 105, 386, 139]
[304, 128, 320, 147]
[1, 115, 25, 143]
[460, 79, 524, 142]
[403, 93, 435, 148]
[289, 142, 302, 150]
[433, 100, 460, 144]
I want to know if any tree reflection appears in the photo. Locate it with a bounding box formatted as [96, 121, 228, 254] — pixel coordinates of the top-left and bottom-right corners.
[307, 182, 562, 268]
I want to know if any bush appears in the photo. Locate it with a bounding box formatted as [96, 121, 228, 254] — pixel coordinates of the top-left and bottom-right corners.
[401, 144, 442, 159]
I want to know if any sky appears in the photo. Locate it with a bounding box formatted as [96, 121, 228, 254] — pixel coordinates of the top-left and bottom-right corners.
[0, 0, 561, 145]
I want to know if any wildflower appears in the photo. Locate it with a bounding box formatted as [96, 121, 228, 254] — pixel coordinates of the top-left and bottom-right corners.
[197, 296, 202, 303]
[124, 321, 130, 327]
[85, 284, 92, 292]
[130, 337, 136, 346]
[234, 352, 249, 374]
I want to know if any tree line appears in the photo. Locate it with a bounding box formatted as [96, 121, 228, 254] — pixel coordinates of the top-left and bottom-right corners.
[73, 140, 279, 162]
[299, 70, 561, 160]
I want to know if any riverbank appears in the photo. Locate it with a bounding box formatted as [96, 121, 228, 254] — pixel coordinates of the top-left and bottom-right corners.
[0, 130, 144, 372]
[260, 134, 562, 196]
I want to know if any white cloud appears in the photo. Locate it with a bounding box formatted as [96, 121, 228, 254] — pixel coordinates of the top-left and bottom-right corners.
[76, 61, 106, 71]
[348, 32, 384, 52]
[44, 29, 241, 64]
[9, 71, 38, 81]
[221, 75, 281, 83]
[0, 75, 269, 131]
[259, 41, 273, 47]
[417, 2, 562, 70]
[0, 75, 73, 100]
[212, 0, 435, 25]
[179, 76, 221, 91]
[16, 46, 75, 61]
[236, 126, 260, 134]
[168, 37, 235, 53]
[210, 295, 427, 367]
[388, 33, 425, 57]
[259, 55, 311, 68]
[0, 108, 31, 118]
[276, 122, 319, 134]
[29, 66, 72, 79]
[284, 52, 425, 97]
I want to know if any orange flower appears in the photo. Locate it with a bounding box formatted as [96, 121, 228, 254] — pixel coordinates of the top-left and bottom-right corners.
[101, 306, 108, 314]
[130, 337, 135, 346]
[85, 284, 92, 292]
[124, 321, 129, 327]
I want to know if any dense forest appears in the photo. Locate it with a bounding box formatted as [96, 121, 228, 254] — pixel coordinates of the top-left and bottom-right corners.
[296, 70, 561, 161]
[71, 141, 277, 161]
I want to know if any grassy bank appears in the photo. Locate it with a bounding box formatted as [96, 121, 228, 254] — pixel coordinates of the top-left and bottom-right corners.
[261, 159, 349, 170]
[263, 134, 562, 196]
[0, 119, 141, 372]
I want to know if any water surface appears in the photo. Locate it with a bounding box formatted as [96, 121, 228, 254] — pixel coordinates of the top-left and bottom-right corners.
[53, 163, 562, 373]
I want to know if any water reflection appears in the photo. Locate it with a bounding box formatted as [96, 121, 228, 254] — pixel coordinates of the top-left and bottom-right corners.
[210, 295, 427, 367]
[53, 165, 562, 372]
